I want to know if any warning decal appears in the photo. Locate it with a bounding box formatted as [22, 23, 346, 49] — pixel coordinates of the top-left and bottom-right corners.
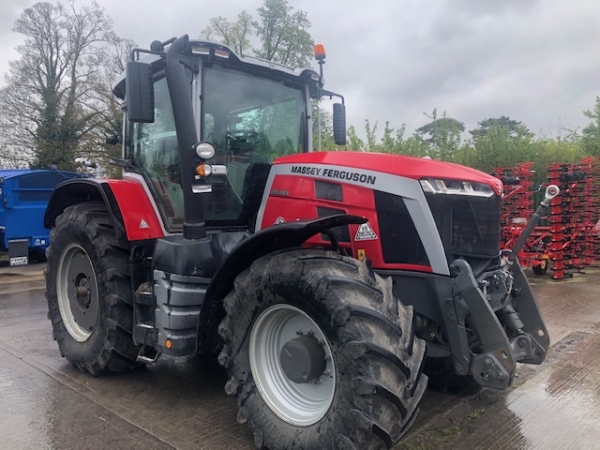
[355, 223, 378, 241]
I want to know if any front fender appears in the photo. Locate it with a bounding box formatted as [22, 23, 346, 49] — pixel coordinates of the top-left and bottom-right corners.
[44, 178, 164, 241]
[44, 178, 125, 237]
[206, 213, 367, 303]
[198, 214, 366, 351]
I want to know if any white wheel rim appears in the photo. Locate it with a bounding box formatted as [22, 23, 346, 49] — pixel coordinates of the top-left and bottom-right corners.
[56, 243, 98, 342]
[249, 304, 336, 426]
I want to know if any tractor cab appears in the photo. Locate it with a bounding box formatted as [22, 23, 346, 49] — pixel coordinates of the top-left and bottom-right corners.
[112, 38, 345, 234]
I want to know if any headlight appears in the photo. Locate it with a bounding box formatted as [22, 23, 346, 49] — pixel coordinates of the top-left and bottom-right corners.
[420, 178, 495, 197]
[195, 142, 215, 160]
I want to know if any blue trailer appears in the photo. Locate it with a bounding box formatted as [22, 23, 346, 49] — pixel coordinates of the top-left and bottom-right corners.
[0, 169, 84, 265]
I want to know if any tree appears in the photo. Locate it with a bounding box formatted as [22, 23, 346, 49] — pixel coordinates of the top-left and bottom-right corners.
[469, 115, 531, 140]
[416, 109, 465, 161]
[201, 11, 252, 57]
[461, 116, 534, 173]
[254, 0, 313, 68]
[201, 0, 314, 70]
[0, 1, 123, 171]
[582, 96, 600, 156]
[82, 36, 136, 177]
[346, 125, 365, 151]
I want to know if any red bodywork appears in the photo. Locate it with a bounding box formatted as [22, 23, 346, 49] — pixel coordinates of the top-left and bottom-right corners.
[105, 152, 502, 274]
[106, 179, 164, 241]
[275, 152, 502, 192]
[259, 152, 502, 274]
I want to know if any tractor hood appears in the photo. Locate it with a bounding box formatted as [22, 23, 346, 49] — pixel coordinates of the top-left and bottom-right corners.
[274, 152, 503, 196]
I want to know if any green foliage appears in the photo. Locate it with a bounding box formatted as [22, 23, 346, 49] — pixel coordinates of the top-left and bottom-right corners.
[200, 0, 313, 70]
[350, 106, 597, 187]
[582, 96, 600, 156]
[201, 11, 253, 57]
[457, 117, 535, 174]
[255, 0, 313, 68]
[416, 109, 465, 161]
[470, 115, 531, 139]
[344, 119, 429, 157]
[527, 137, 586, 185]
[346, 125, 365, 151]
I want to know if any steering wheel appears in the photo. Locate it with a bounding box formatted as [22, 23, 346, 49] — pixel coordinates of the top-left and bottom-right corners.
[227, 129, 260, 155]
[227, 129, 259, 141]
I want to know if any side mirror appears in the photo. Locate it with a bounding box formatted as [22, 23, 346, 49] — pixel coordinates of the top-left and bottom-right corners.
[333, 103, 346, 146]
[125, 61, 154, 123]
[105, 135, 120, 146]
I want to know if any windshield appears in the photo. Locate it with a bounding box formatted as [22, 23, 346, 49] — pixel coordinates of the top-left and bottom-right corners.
[198, 65, 306, 227]
[125, 64, 307, 231]
[202, 65, 307, 162]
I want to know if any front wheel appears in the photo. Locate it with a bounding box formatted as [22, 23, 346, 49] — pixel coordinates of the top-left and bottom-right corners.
[218, 249, 427, 450]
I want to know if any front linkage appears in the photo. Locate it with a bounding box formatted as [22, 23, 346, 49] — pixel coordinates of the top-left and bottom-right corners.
[440, 185, 558, 389]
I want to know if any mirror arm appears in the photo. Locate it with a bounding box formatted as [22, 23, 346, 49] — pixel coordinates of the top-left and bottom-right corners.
[319, 89, 345, 104]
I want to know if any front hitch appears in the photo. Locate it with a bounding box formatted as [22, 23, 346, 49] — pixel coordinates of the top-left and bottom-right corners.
[449, 259, 516, 389]
[445, 258, 550, 390]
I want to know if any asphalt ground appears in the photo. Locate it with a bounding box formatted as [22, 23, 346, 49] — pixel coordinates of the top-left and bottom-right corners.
[1, 263, 599, 450]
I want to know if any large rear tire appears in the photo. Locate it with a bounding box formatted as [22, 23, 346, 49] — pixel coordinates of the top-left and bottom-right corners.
[218, 249, 427, 450]
[46, 202, 141, 376]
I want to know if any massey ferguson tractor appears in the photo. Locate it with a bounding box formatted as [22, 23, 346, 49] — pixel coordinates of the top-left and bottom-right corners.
[44, 35, 555, 450]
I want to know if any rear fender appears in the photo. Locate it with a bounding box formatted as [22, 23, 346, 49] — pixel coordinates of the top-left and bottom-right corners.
[44, 178, 164, 241]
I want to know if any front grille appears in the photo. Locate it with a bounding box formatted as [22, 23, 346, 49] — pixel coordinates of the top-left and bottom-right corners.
[425, 193, 501, 258]
[315, 180, 343, 202]
[317, 206, 351, 242]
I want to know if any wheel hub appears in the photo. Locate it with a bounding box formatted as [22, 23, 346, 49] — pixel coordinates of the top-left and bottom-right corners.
[280, 335, 326, 383]
[249, 304, 336, 426]
[57, 244, 99, 341]
[75, 276, 91, 309]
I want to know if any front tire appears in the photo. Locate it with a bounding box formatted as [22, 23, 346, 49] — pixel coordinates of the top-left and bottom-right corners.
[46, 202, 141, 376]
[218, 249, 427, 450]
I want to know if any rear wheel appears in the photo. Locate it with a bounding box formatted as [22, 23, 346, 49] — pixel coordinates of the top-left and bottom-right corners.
[46, 202, 141, 376]
[218, 249, 427, 449]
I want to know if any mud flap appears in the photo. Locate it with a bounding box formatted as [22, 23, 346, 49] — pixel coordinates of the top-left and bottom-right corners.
[449, 260, 516, 390]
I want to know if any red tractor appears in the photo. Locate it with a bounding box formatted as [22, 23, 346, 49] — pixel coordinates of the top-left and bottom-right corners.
[44, 36, 551, 449]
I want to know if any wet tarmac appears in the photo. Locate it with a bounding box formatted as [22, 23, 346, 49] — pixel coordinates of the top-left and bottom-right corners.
[1, 264, 600, 450]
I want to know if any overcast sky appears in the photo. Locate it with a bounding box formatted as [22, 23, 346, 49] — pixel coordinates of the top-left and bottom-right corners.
[1, 0, 599, 140]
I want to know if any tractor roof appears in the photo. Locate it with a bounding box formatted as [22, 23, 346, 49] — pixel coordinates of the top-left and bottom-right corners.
[113, 39, 319, 100]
